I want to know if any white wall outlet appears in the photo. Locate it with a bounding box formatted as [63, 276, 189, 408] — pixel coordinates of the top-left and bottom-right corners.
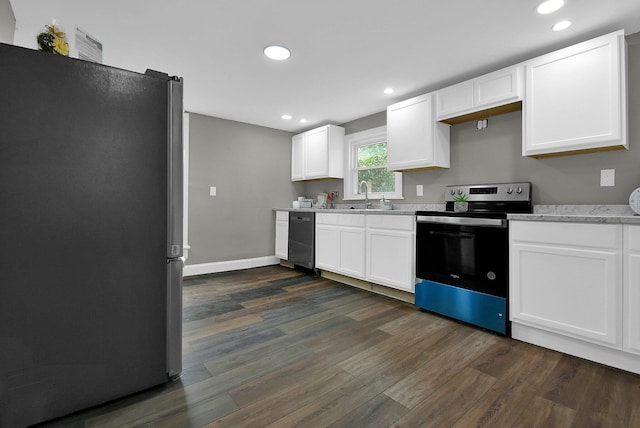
[600, 169, 615, 187]
[209, 186, 217, 196]
[416, 184, 424, 196]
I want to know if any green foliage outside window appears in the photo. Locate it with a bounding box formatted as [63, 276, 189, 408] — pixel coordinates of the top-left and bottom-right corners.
[356, 142, 395, 193]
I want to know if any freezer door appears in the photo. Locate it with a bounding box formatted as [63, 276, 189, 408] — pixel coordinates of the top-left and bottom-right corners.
[168, 77, 184, 258]
[167, 258, 184, 378]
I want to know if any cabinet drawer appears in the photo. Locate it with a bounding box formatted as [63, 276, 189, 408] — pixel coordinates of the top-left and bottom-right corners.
[316, 213, 339, 225]
[626, 225, 640, 252]
[276, 211, 289, 221]
[316, 213, 365, 227]
[510, 221, 620, 249]
[366, 214, 414, 231]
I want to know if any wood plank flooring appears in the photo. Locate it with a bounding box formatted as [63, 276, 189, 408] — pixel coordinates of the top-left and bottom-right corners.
[42, 265, 640, 427]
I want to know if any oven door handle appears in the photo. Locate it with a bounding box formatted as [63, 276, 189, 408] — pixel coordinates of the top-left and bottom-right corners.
[428, 231, 474, 238]
[416, 215, 507, 228]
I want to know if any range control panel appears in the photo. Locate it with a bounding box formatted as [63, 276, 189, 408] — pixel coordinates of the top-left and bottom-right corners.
[445, 182, 532, 202]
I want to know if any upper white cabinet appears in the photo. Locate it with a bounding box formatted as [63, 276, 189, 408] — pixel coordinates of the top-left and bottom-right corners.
[291, 124, 345, 181]
[386, 93, 450, 171]
[523, 30, 628, 157]
[624, 225, 640, 355]
[436, 65, 523, 123]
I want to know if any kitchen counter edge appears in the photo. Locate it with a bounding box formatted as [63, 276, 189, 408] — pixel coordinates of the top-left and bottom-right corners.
[508, 204, 640, 224]
[273, 208, 418, 215]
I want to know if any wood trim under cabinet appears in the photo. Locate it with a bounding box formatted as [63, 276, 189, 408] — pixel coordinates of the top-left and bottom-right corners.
[439, 101, 522, 125]
[321, 270, 414, 304]
[527, 144, 627, 158]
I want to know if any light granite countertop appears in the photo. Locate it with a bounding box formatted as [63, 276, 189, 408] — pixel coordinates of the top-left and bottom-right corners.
[508, 205, 640, 225]
[273, 203, 444, 216]
[276, 204, 640, 224]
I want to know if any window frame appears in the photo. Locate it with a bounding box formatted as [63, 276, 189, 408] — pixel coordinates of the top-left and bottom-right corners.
[343, 125, 403, 201]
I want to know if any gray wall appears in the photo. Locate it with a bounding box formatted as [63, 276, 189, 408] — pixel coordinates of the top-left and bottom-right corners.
[188, 33, 638, 266]
[304, 33, 640, 206]
[0, 0, 15, 44]
[187, 113, 300, 265]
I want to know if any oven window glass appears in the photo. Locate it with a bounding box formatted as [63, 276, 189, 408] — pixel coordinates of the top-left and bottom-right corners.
[416, 222, 508, 297]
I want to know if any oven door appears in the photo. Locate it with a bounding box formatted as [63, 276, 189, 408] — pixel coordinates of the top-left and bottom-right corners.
[415, 216, 508, 297]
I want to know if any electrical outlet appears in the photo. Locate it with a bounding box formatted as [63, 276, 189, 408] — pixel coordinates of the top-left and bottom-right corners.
[600, 169, 615, 187]
[416, 185, 424, 196]
[332, 190, 340, 198]
[209, 186, 217, 196]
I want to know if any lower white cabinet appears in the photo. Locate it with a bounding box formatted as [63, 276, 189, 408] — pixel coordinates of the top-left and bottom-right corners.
[510, 221, 622, 348]
[510, 220, 640, 374]
[315, 213, 366, 279]
[316, 213, 415, 292]
[275, 211, 289, 260]
[366, 215, 415, 292]
[624, 225, 640, 355]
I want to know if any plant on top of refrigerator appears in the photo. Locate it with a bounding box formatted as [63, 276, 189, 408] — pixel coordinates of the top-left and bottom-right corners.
[37, 24, 69, 56]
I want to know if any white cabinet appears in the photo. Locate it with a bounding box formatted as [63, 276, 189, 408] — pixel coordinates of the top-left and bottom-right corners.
[624, 225, 640, 355]
[436, 65, 523, 123]
[315, 213, 366, 279]
[386, 93, 450, 171]
[316, 213, 415, 292]
[291, 124, 345, 181]
[274, 211, 289, 260]
[366, 215, 415, 292]
[510, 221, 622, 348]
[523, 30, 627, 157]
[291, 134, 304, 181]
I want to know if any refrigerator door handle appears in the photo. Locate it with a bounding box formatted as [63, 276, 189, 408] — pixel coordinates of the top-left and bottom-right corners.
[167, 77, 184, 258]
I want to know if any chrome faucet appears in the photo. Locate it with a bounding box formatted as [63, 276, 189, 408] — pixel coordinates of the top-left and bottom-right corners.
[359, 180, 371, 209]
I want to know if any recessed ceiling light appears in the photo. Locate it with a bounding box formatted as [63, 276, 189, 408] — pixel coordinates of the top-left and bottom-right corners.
[384, 88, 394, 94]
[299, 118, 307, 123]
[264, 45, 291, 60]
[536, 0, 565, 15]
[281, 114, 292, 120]
[552, 20, 572, 31]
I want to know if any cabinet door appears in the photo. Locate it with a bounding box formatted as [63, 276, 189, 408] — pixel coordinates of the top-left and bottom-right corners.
[436, 81, 473, 120]
[510, 221, 622, 348]
[275, 212, 289, 260]
[339, 227, 366, 279]
[523, 30, 627, 156]
[367, 229, 415, 292]
[315, 225, 339, 271]
[291, 134, 304, 181]
[303, 126, 329, 179]
[624, 225, 640, 354]
[387, 93, 449, 171]
[473, 65, 521, 110]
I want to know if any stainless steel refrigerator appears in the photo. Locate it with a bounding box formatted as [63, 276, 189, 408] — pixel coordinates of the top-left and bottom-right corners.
[0, 43, 183, 426]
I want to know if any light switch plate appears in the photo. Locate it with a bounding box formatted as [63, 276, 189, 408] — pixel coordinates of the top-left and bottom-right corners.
[209, 186, 217, 196]
[600, 169, 615, 187]
[416, 185, 424, 196]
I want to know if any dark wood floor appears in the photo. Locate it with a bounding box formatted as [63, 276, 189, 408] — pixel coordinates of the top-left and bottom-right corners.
[43, 265, 640, 427]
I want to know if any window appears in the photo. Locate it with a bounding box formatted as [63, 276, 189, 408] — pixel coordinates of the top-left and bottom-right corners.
[344, 126, 403, 201]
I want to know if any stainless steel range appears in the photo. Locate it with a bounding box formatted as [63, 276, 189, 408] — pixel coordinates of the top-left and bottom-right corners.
[414, 182, 532, 335]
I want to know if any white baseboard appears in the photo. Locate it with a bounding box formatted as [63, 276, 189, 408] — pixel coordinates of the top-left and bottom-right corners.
[184, 255, 280, 277]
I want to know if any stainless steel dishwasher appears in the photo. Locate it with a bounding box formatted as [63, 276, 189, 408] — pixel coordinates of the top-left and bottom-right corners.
[288, 211, 315, 270]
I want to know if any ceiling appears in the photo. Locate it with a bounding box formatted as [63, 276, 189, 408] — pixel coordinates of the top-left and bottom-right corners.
[10, 0, 640, 133]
